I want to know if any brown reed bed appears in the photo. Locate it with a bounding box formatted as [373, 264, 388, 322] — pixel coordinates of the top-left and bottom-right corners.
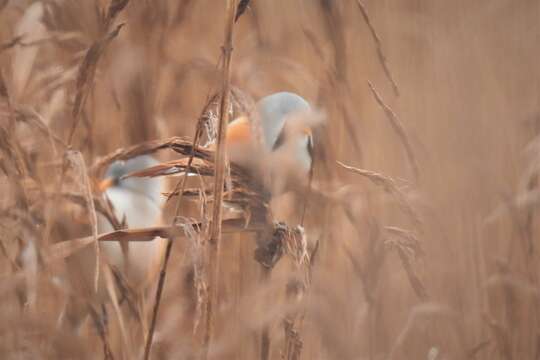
[1, 1, 539, 360]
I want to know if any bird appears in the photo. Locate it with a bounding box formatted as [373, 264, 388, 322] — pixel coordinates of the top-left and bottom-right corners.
[225, 91, 316, 195]
[96, 155, 166, 289]
[63, 155, 166, 328]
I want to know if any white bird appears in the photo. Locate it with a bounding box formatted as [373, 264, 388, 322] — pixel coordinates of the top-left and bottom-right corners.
[225, 91, 316, 194]
[97, 155, 166, 288]
[64, 155, 166, 327]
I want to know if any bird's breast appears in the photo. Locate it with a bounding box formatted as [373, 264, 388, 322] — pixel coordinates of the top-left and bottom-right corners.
[98, 187, 165, 289]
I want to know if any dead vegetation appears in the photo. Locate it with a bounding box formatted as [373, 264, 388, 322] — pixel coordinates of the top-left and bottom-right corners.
[0, 1, 539, 359]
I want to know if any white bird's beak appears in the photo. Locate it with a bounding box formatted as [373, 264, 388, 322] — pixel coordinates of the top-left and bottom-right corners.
[98, 177, 115, 193]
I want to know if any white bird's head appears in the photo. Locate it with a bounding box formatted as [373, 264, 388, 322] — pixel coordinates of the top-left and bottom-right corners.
[98, 155, 164, 229]
[226, 92, 318, 193]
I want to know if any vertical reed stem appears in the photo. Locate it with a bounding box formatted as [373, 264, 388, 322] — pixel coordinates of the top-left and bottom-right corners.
[202, 0, 237, 358]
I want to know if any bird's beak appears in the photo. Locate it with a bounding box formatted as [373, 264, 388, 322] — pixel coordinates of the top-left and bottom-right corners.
[98, 177, 115, 193]
[301, 126, 312, 137]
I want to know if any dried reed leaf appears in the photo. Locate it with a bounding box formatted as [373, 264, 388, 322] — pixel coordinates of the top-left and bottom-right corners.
[124, 158, 211, 178]
[125, 157, 267, 209]
[105, 220, 261, 242]
[91, 136, 211, 176]
[38, 218, 262, 276]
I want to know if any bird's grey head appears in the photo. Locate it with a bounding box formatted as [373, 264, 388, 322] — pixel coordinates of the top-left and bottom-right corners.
[103, 155, 163, 206]
[256, 92, 311, 150]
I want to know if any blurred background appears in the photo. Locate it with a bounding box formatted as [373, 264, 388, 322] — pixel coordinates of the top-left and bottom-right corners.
[0, 0, 539, 359]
